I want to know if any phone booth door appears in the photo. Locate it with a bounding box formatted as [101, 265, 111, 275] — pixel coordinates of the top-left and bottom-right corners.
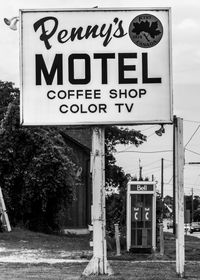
[131, 193, 152, 250]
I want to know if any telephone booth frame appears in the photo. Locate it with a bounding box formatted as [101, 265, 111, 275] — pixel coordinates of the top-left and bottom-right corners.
[127, 181, 156, 252]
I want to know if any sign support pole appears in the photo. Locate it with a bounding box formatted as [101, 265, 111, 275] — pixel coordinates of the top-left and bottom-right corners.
[174, 116, 185, 277]
[83, 126, 113, 276]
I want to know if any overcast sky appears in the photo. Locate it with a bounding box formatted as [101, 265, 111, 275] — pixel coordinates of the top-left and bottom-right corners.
[1, 0, 200, 196]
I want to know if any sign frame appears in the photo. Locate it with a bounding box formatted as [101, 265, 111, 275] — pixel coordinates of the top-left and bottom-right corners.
[20, 7, 173, 126]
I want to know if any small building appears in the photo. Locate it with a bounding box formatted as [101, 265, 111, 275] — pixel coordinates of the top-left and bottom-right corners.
[61, 128, 92, 234]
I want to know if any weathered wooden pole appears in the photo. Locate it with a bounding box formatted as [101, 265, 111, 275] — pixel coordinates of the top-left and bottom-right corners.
[83, 126, 113, 276]
[0, 187, 11, 232]
[114, 223, 121, 256]
[159, 223, 164, 256]
[174, 117, 185, 277]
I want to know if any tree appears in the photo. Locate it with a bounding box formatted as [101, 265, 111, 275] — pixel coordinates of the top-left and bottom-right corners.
[0, 80, 147, 233]
[105, 126, 146, 233]
[0, 81, 78, 232]
[185, 195, 200, 222]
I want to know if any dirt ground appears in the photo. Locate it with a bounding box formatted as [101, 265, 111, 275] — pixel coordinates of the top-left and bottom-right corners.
[0, 228, 200, 279]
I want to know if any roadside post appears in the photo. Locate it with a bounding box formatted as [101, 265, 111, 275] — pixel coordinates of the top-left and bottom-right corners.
[174, 116, 185, 277]
[114, 223, 121, 256]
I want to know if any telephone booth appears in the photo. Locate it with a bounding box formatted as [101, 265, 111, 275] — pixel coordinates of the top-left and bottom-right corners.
[127, 181, 156, 252]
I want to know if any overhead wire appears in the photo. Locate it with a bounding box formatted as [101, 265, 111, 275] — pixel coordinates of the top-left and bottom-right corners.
[114, 121, 200, 197]
[140, 125, 157, 132]
[143, 163, 172, 173]
[184, 119, 200, 124]
[165, 176, 173, 185]
[141, 159, 161, 167]
[116, 149, 172, 154]
[184, 124, 200, 148]
[146, 132, 156, 139]
[185, 148, 200, 157]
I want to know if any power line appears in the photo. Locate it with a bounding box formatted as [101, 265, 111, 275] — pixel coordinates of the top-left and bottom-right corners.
[165, 176, 173, 185]
[164, 183, 200, 191]
[147, 132, 156, 138]
[142, 159, 161, 167]
[143, 163, 172, 172]
[116, 149, 172, 154]
[184, 124, 200, 148]
[140, 125, 157, 132]
[164, 159, 173, 163]
[184, 119, 200, 124]
[185, 148, 200, 157]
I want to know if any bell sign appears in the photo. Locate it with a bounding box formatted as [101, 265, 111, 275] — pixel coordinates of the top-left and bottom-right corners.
[20, 8, 172, 126]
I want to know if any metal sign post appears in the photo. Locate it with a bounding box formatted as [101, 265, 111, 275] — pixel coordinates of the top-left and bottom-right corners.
[83, 127, 113, 276]
[174, 117, 185, 277]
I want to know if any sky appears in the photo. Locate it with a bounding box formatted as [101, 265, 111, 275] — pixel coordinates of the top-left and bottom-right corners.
[1, 0, 200, 196]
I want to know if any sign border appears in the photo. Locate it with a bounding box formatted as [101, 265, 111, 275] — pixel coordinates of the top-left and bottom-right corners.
[20, 7, 173, 126]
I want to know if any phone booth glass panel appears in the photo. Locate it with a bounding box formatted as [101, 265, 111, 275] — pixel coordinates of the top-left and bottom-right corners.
[131, 194, 152, 248]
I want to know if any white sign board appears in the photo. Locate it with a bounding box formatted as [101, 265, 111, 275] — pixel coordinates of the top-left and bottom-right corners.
[20, 8, 172, 126]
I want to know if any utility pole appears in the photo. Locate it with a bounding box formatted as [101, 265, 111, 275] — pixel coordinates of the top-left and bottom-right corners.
[191, 188, 194, 223]
[160, 158, 164, 255]
[161, 158, 164, 198]
[139, 159, 143, 180]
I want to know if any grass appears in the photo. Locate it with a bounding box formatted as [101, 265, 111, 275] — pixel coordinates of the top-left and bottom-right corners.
[0, 228, 200, 279]
[0, 262, 199, 280]
[107, 231, 200, 261]
[0, 227, 90, 251]
[1, 228, 200, 260]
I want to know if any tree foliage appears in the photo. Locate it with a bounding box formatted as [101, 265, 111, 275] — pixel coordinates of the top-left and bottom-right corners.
[0, 80, 148, 233]
[185, 195, 200, 222]
[105, 126, 147, 233]
[0, 81, 77, 232]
